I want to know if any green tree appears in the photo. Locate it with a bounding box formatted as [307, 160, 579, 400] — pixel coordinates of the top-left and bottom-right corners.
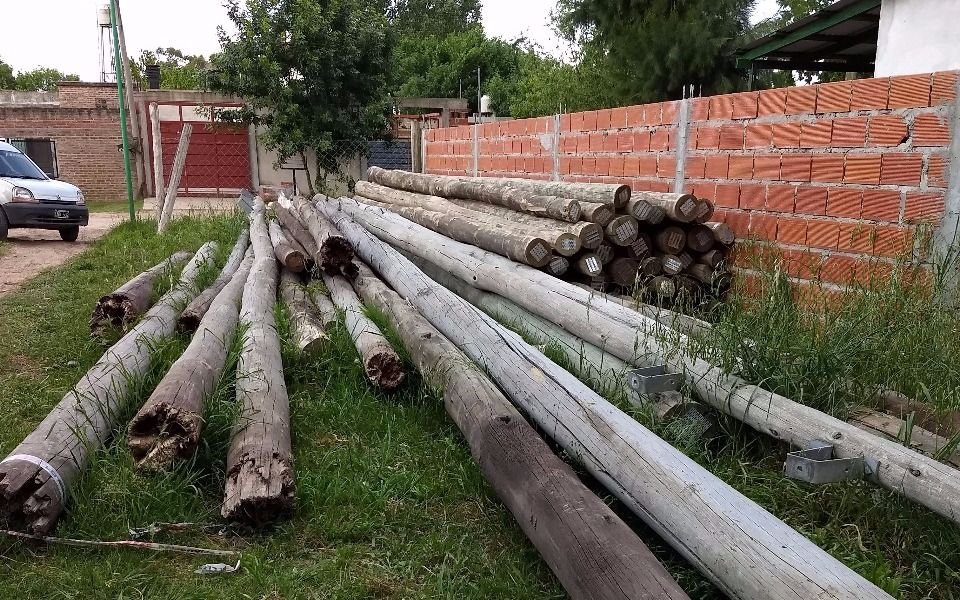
[12, 68, 79, 91]
[133, 48, 210, 90]
[0, 58, 14, 89]
[382, 0, 480, 37]
[212, 0, 392, 193]
[555, 0, 754, 103]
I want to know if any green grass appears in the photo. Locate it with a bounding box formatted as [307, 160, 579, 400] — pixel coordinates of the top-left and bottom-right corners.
[0, 219, 959, 599]
[87, 199, 145, 214]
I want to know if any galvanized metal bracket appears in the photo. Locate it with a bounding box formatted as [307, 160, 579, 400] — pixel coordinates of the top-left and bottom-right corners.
[785, 440, 877, 484]
[626, 366, 683, 395]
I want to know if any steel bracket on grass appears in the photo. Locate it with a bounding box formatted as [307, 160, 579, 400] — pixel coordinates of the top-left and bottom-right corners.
[785, 440, 877, 484]
[626, 366, 682, 395]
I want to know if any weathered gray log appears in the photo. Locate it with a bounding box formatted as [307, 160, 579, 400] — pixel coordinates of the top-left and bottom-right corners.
[368, 167, 581, 222]
[575, 253, 603, 277]
[273, 196, 319, 259]
[355, 182, 581, 256]
[468, 175, 630, 209]
[288, 195, 354, 272]
[279, 269, 331, 353]
[850, 408, 960, 469]
[222, 204, 295, 525]
[90, 251, 193, 340]
[659, 255, 684, 276]
[609, 257, 640, 287]
[323, 271, 405, 390]
[352, 197, 552, 268]
[573, 283, 712, 339]
[0, 243, 217, 533]
[443, 197, 604, 249]
[635, 191, 699, 223]
[178, 231, 251, 333]
[688, 263, 719, 286]
[354, 261, 685, 599]
[677, 252, 694, 271]
[309, 286, 339, 329]
[157, 123, 193, 233]
[268, 221, 307, 273]
[128, 250, 254, 471]
[605, 215, 639, 247]
[626, 196, 666, 224]
[707, 222, 735, 245]
[698, 249, 726, 269]
[655, 226, 687, 255]
[544, 255, 570, 277]
[579, 201, 614, 226]
[316, 199, 893, 600]
[685, 225, 715, 253]
[149, 102, 165, 221]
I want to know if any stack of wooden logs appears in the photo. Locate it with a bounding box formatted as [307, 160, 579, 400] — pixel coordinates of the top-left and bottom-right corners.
[353, 167, 735, 309]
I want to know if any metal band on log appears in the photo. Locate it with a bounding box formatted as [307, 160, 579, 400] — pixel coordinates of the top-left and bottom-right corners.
[222, 205, 295, 525]
[0, 242, 218, 534]
[315, 199, 892, 600]
[178, 231, 251, 333]
[90, 251, 193, 340]
[128, 249, 255, 471]
[279, 270, 331, 353]
[354, 261, 687, 600]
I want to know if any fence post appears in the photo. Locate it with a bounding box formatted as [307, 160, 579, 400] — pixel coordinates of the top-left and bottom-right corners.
[410, 121, 423, 173]
[552, 113, 561, 182]
[472, 123, 479, 177]
[421, 126, 428, 175]
[672, 95, 691, 195]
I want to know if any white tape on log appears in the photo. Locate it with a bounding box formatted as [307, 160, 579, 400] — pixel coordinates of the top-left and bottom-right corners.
[1, 454, 66, 502]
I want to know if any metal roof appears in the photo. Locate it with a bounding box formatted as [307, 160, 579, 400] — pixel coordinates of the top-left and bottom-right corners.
[737, 0, 882, 72]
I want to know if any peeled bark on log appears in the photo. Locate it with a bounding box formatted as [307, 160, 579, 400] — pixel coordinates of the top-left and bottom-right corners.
[90, 251, 193, 340]
[222, 205, 295, 526]
[280, 270, 331, 353]
[178, 231, 251, 333]
[609, 258, 640, 287]
[707, 222, 735, 246]
[685, 225, 715, 253]
[352, 197, 552, 268]
[575, 253, 603, 277]
[128, 250, 254, 471]
[443, 197, 603, 249]
[368, 167, 581, 222]
[544, 255, 570, 277]
[323, 271, 405, 390]
[309, 287, 339, 329]
[693, 200, 715, 224]
[655, 227, 687, 255]
[288, 195, 354, 272]
[635, 191, 699, 223]
[0, 243, 217, 534]
[268, 221, 306, 273]
[354, 262, 684, 600]
[273, 198, 319, 259]
[317, 199, 893, 600]
[466, 175, 630, 209]
[355, 182, 581, 256]
[604, 215, 639, 247]
[579, 201, 614, 226]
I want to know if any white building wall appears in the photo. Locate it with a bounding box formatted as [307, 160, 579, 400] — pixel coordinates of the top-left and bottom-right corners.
[876, 0, 960, 77]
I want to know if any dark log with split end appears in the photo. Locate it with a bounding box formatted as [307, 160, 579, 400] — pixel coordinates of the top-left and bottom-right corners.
[367, 167, 581, 222]
[575, 253, 603, 277]
[128, 250, 254, 471]
[318, 199, 892, 600]
[635, 191, 699, 223]
[661, 255, 685, 276]
[354, 262, 684, 600]
[639, 256, 663, 277]
[268, 221, 306, 273]
[90, 251, 194, 340]
[291, 195, 354, 272]
[579, 201, 614, 226]
[467, 174, 629, 209]
[178, 231, 251, 333]
[324, 272, 405, 390]
[707, 222, 735, 245]
[609, 258, 640, 287]
[655, 226, 687, 255]
[273, 198, 319, 258]
[626, 197, 665, 224]
[222, 205, 295, 526]
[625, 233, 652, 260]
[688, 264, 718, 286]
[698, 249, 726, 269]
[0, 242, 217, 534]
[694, 200, 715, 223]
[605, 216, 639, 247]
[545, 255, 570, 277]
[686, 225, 716, 253]
[279, 270, 331, 353]
[646, 276, 677, 300]
[596, 243, 615, 265]
[674, 275, 703, 302]
[677, 252, 694, 270]
[353, 197, 553, 268]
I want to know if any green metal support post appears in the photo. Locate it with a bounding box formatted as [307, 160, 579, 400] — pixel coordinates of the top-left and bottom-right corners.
[109, 0, 136, 221]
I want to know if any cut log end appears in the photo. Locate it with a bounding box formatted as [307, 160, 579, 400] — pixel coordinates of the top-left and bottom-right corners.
[605, 216, 639, 247]
[579, 223, 603, 250]
[177, 312, 202, 334]
[127, 404, 203, 471]
[319, 235, 355, 270]
[366, 351, 406, 391]
[0, 462, 63, 534]
[544, 256, 570, 277]
[221, 457, 296, 526]
[90, 294, 138, 340]
[284, 253, 307, 273]
[525, 239, 553, 268]
[554, 232, 581, 257]
[613, 184, 631, 208]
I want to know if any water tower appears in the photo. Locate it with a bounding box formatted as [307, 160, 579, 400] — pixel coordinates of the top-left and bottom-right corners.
[98, 5, 115, 83]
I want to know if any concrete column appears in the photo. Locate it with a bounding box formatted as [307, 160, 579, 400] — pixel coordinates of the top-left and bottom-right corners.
[672, 97, 691, 194]
[933, 78, 960, 302]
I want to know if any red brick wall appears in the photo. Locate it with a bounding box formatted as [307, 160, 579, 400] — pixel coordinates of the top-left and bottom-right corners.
[424, 71, 958, 289]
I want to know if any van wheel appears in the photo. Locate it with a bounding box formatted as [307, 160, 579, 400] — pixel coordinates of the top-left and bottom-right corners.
[0, 210, 7, 240]
[59, 226, 80, 242]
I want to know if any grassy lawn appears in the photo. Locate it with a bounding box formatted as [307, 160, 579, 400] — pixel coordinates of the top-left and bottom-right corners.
[0, 216, 958, 599]
[87, 199, 145, 214]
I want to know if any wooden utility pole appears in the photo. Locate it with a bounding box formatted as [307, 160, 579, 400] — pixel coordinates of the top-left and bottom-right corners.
[157, 123, 192, 233]
[149, 103, 164, 219]
[113, 0, 145, 198]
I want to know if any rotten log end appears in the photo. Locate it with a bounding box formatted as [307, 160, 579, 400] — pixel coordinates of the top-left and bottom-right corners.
[127, 404, 203, 471]
[366, 352, 406, 391]
[221, 456, 296, 527]
[177, 313, 202, 334]
[285, 255, 307, 274]
[319, 236, 355, 271]
[0, 461, 63, 535]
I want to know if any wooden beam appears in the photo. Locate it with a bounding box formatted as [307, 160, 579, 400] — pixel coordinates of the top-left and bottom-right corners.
[157, 123, 192, 233]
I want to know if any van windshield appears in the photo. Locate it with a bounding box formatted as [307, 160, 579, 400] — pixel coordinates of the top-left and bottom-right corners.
[0, 149, 48, 180]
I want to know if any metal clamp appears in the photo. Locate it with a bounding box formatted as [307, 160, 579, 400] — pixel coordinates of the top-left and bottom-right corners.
[785, 440, 876, 484]
[626, 366, 682, 395]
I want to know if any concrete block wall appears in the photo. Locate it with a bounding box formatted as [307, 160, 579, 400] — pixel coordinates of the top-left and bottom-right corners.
[424, 71, 959, 291]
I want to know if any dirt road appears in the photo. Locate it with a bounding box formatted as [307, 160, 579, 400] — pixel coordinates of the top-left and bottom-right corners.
[0, 213, 125, 297]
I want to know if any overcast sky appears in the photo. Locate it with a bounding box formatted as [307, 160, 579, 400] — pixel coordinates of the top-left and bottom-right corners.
[1, 0, 782, 82]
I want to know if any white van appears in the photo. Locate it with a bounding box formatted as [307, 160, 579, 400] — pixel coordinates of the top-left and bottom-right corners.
[0, 141, 89, 241]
